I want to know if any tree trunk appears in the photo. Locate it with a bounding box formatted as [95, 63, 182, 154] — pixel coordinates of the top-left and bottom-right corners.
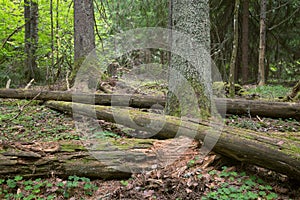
[166, 0, 211, 119]
[70, 0, 96, 85]
[241, 0, 249, 84]
[0, 89, 300, 119]
[229, 0, 240, 97]
[258, 0, 267, 86]
[44, 101, 300, 181]
[49, 0, 54, 83]
[24, 0, 39, 82]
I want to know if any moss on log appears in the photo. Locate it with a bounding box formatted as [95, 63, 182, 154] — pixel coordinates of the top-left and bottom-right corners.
[0, 89, 299, 119]
[44, 101, 300, 181]
[0, 139, 157, 179]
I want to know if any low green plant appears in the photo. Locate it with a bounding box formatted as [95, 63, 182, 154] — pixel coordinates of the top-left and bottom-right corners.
[120, 180, 129, 186]
[0, 175, 98, 199]
[187, 159, 196, 168]
[94, 131, 121, 139]
[202, 167, 278, 200]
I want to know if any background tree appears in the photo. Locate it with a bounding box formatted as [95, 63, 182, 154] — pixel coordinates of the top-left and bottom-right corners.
[258, 0, 267, 86]
[241, 0, 249, 84]
[229, 0, 240, 97]
[24, 0, 39, 82]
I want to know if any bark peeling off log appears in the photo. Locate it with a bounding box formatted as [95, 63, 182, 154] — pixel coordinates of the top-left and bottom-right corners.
[44, 101, 300, 181]
[0, 139, 157, 179]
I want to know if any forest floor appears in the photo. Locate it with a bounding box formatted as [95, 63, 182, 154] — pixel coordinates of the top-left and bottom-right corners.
[0, 84, 299, 199]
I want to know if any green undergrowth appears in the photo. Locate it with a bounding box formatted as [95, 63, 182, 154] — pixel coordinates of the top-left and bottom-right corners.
[0, 99, 77, 142]
[0, 175, 97, 200]
[0, 99, 129, 142]
[246, 85, 290, 99]
[201, 167, 279, 200]
[227, 115, 300, 132]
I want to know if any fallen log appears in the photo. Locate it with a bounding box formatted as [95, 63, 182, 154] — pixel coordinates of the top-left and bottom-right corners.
[218, 97, 300, 120]
[0, 89, 300, 119]
[0, 89, 165, 108]
[44, 101, 300, 181]
[0, 136, 199, 179]
[0, 139, 154, 179]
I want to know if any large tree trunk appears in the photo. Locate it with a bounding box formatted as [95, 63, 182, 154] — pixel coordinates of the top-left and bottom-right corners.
[166, 0, 211, 118]
[70, 0, 95, 85]
[0, 89, 300, 119]
[43, 101, 300, 180]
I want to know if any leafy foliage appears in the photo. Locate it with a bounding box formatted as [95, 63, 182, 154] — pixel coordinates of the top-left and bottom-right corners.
[202, 167, 278, 200]
[0, 175, 97, 199]
[0, 0, 74, 86]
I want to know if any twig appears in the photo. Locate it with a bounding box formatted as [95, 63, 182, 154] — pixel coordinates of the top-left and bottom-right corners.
[1, 23, 26, 49]
[66, 70, 70, 91]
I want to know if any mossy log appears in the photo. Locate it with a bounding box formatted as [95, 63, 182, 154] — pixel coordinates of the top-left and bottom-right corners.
[0, 89, 165, 108]
[44, 101, 300, 181]
[0, 139, 159, 179]
[1, 89, 300, 119]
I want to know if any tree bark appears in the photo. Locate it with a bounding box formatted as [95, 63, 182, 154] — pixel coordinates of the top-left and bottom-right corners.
[0, 89, 299, 119]
[43, 101, 300, 181]
[166, 0, 211, 118]
[70, 0, 96, 85]
[241, 0, 249, 84]
[258, 0, 267, 86]
[24, 0, 39, 82]
[0, 139, 157, 179]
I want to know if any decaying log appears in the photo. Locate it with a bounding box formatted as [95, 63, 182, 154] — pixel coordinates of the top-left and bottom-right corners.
[0, 139, 155, 179]
[218, 97, 300, 120]
[0, 137, 199, 179]
[0, 89, 300, 119]
[44, 101, 300, 181]
[0, 89, 165, 108]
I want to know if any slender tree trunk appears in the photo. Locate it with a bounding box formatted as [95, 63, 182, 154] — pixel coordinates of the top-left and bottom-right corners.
[166, 0, 211, 119]
[24, 0, 32, 82]
[70, 0, 96, 85]
[55, 0, 60, 80]
[229, 0, 240, 97]
[49, 0, 54, 83]
[241, 0, 249, 84]
[258, 0, 267, 86]
[24, 0, 31, 79]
